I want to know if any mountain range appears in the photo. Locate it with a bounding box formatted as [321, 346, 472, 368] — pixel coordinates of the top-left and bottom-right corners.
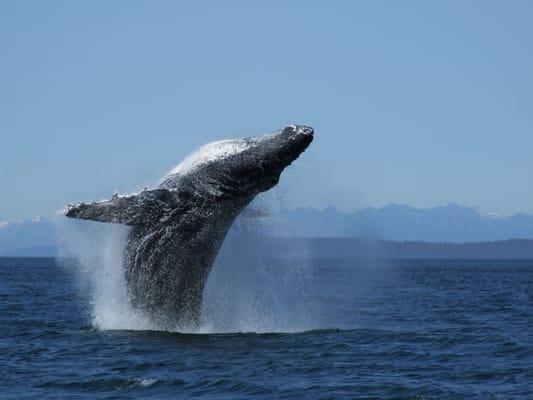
[265, 203, 533, 242]
[1, 203, 533, 257]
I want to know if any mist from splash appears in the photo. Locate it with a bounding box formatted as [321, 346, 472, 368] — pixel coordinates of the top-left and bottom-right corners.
[200, 211, 320, 333]
[56, 194, 322, 333]
[57, 218, 154, 331]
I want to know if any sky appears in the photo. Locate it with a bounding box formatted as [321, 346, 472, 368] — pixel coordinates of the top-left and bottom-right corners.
[1, 1, 532, 220]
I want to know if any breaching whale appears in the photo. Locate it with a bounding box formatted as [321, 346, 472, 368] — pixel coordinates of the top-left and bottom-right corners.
[65, 125, 314, 329]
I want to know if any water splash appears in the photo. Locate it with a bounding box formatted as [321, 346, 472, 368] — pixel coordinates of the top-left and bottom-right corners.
[199, 212, 319, 333]
[56, 203, 319, 333]
[56, 218, 154, 331]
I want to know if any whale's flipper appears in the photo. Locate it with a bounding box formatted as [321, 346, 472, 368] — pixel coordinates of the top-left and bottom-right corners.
[66, 188, 177, 226]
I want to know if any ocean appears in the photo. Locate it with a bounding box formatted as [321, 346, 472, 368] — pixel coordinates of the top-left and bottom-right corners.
[1, 257, 532, 399]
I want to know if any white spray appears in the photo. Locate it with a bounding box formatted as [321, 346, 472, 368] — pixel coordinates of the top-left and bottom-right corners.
[200, 211, 318, 333]
[57, 195, 319, 333]
[57, 218, 154, 330]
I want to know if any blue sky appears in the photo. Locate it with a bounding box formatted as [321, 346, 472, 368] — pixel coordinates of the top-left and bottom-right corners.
[2, 1, 532, 220]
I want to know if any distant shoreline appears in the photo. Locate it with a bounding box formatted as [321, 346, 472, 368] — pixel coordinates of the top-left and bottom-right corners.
[2, 238, 533, 259]
[300, 238, 533, 260]
[2, 258, 533, 264]
[222, 238, 533, 260]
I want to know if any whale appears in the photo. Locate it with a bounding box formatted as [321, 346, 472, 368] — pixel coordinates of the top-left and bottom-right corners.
[65, 125, 314, 329]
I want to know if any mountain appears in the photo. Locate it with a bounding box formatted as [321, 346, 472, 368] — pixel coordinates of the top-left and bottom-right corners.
[0, 218, 58, 257]
[266, 203, 533, 242]
[1, 204, 533, 257]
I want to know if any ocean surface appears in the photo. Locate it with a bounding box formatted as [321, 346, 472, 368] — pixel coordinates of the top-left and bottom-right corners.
[1, 257, 532, 399]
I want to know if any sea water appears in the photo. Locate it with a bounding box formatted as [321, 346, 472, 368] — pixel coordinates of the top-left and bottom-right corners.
[1, 257, 532, 399]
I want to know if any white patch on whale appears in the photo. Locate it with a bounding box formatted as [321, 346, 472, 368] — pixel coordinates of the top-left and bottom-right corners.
[168, 131, 282, 177]
[170, 140, 252, 176]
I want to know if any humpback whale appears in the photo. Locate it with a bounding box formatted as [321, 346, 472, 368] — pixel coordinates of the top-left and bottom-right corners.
[66, 125, 314, 329]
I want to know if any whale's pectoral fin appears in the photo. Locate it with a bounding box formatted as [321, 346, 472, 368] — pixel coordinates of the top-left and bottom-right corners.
[65, 188, 175, 226]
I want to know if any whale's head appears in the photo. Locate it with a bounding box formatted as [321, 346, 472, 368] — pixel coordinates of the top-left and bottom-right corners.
[227, 124, 314, 194]
[162, 125, 314, 198]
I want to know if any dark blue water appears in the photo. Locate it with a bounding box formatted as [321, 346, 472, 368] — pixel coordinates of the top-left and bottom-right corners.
[1, 257, 532, 399]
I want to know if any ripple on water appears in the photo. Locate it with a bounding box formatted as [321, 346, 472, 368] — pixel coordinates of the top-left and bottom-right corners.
[1, 259, 533, 399]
